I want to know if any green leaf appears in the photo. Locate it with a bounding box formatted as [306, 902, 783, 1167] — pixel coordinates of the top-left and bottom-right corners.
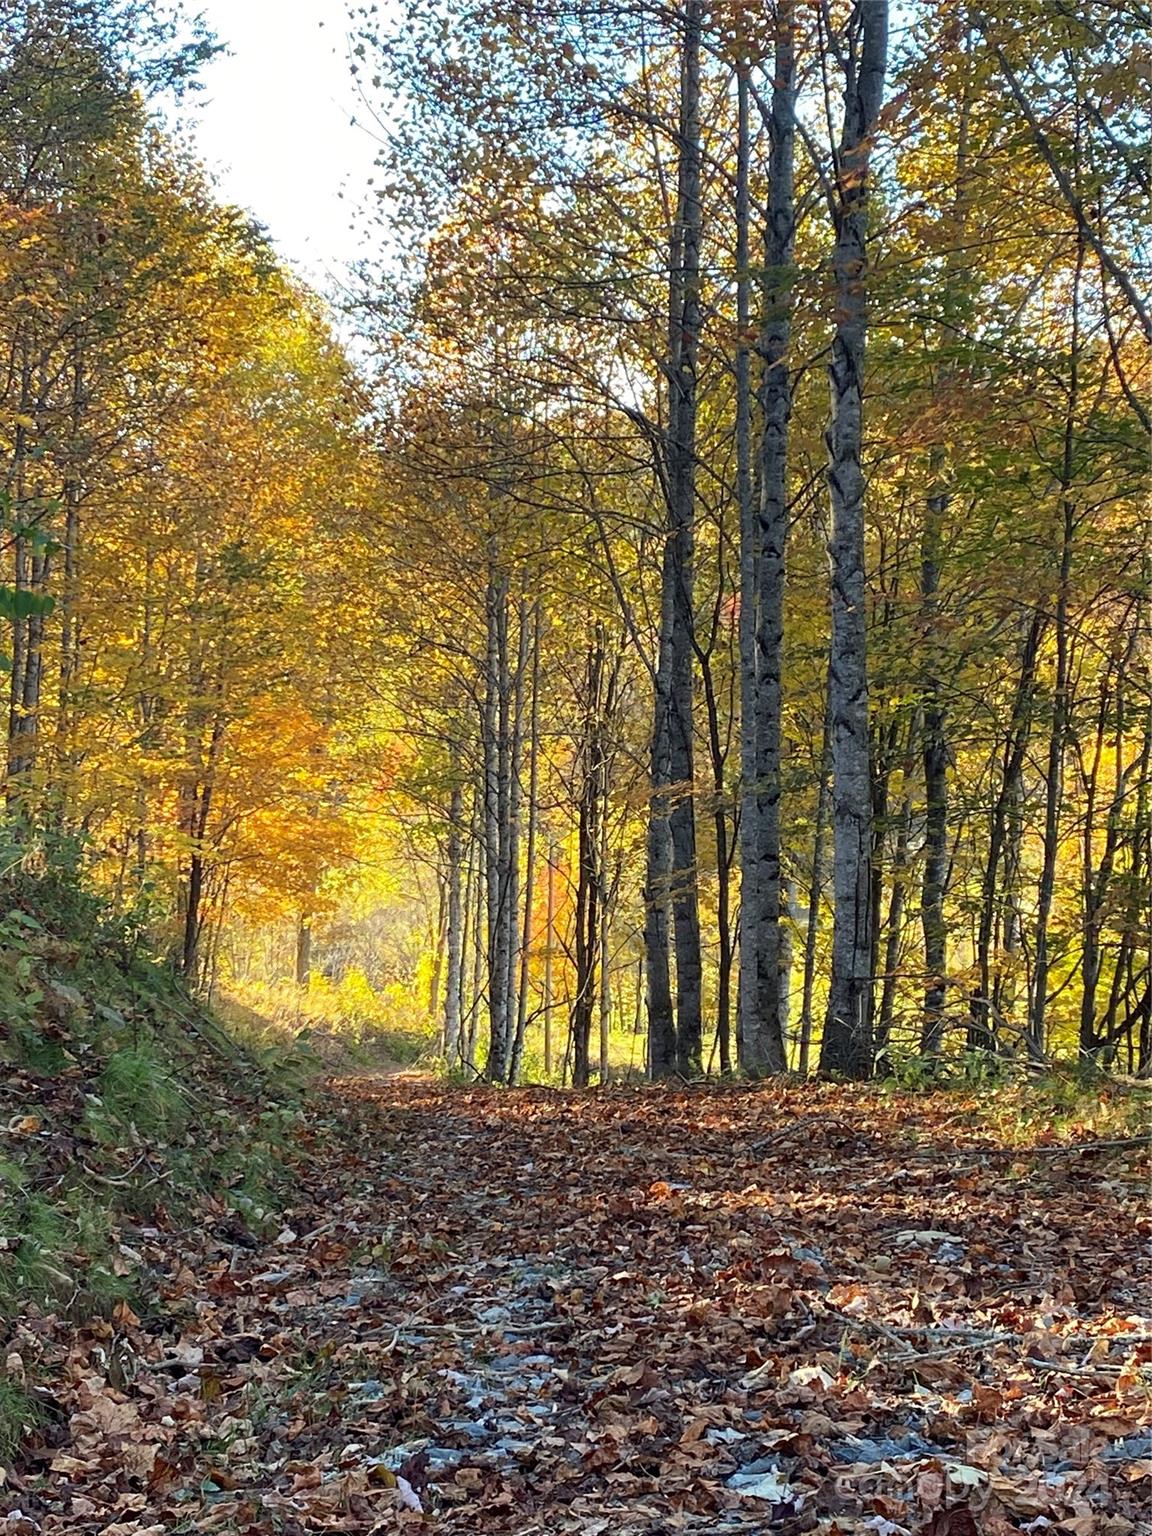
[0, 587, 55, 621]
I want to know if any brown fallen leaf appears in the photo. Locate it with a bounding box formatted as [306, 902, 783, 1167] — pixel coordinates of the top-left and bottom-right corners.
[917, 1506, 980, 1536]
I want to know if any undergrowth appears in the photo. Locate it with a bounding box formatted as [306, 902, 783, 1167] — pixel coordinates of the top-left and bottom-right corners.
[879, 1056, 1150, 1143]
[0, 836, 318, 1444]
[220, 972, 431, 1069]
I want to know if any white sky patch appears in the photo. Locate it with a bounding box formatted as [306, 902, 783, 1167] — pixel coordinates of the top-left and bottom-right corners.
[188, 0, 385, 288]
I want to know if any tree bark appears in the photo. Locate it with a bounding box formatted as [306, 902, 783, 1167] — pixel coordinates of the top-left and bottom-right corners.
[920, 475, 950, 1053]
[664, 0, 705, 1077]
[645, 582, 676, 1076]
[736, 59, 759, 1075]
[544, 841, 557, 1077]
[572, 636, 604, 1087]
[598, 770, 612, 1083]
[444, 768, 465, 1065]
[740, 1, 796, 1077]
[1030, 233, 1084, 1057]
[700, 644, 733, 1071]
[483, 562, 515, 1080]
[799, 689, 833, 1076]
[295, 917, 312, 989]
[500, 592, 529, 1079]
[972, 610, 1045, 1042]
[821, 0, 889, 1078]
[511, 600, 542, 1083]
[877, 770, 913, 1058]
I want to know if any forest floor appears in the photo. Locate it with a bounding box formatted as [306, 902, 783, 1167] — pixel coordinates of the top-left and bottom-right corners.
[4, 1078, 1150, 1536]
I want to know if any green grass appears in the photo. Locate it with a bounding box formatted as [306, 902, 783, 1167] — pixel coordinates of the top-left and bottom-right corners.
[0, 852, 309, 1326]
[0, 1378, 40, 1468]
[83, 1044, 190, 1144]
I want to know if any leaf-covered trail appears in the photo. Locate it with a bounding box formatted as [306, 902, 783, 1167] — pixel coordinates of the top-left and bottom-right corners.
[9, 1082, 1150, 1534]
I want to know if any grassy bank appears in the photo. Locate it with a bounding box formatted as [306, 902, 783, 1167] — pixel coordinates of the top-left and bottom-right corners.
[0, 855, 315, 1465]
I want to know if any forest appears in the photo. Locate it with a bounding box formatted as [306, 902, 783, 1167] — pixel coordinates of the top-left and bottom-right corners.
[1, 0, 1148, 1085]
[0, 1, 1149, 1532]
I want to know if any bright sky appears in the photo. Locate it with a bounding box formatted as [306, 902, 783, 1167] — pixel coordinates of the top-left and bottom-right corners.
[189, 0, 385, 289]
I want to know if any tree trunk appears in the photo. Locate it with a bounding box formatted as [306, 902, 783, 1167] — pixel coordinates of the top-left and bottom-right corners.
[646, 540, 677, 1078]
[511, 601, 542, 1083]
[917, 24, 975, 1054]
[599, 778, 612, 1083]
[866, 716, 897, 1055]
[483, 563, 513, 1080]
[877, 774, 913, 1058]
[736, 59, 759, 1075]
[1078, 655, 1135, 1060]
[920, 472, 950, 1053]
[700, 644, 733, 1071]
[467, 774, 485, 1072]
[743, 0, 796, 1077]
[6, 344, 34, 802]
[821, 0, 889, 1079]
[799, 690, 833, 1076]
[572, 639, 604, 1088]
[544, 842, 556, 1077]
[973, 610, 1046, 1042]
[665, 0, 705, 1077]
[500, 592, 529, 1079]
[1030, 236, 1084, 1057]
[295, 917, 312, 989]
[51, 339, 88, 810]
[444, 770, 465, 1065]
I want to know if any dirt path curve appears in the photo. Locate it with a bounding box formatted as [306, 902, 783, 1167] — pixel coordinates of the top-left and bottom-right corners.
[10, 1081, 1150, 1535]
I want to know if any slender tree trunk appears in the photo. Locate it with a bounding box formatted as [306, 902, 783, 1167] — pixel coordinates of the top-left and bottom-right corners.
[467, 774, 485, 1072]
[1030, 503, 1073, 1056]
[53, 343, 85, 815]
[799, 691, 833, 1075]
[736, 59, 759, 1074]
[500, 592, 529, 1079]
[974, 611, 1046, 1041]
[867, 716, 897, 1050]
[646, 545, 677, 1077]
[821, 0, 889, 1078]
[544, 841, 556, 1077]
[511, 601, 542, 1083]
[701, 646, 733, 1071]
[920, 473, 950, 1053]
[663, 0, 704, 1077]
[429, 868, 448, 1023]
[599, 781, 612, 1083]
[573, 628, 617, 1087]
[779, 874, 797, 1054]
[1103, 707, 1151, 1059]
[572, 642, 603, 1087]
[10, 548, 51, 787]
[877, 774, 913, 1056]
[917, 28, 973, 1054]
[181, 717, 224, 986]
[483, 563, 513, 1079]
[444, 766, 465, 1064]
[1079, 660, 1134, 1060]
[458, 782, 479, 1065]
[715, 795, 733, 1074]
[744, 0, 797, 1076]
[6, 344, 34, 802]
[1031, 234, 1084, 1056]
[183, 847, 206, 981]
[295, 917, 312, 988]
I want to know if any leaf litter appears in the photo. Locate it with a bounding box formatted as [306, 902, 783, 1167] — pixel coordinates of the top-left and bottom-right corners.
[1, 1080, 1148, 1534]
